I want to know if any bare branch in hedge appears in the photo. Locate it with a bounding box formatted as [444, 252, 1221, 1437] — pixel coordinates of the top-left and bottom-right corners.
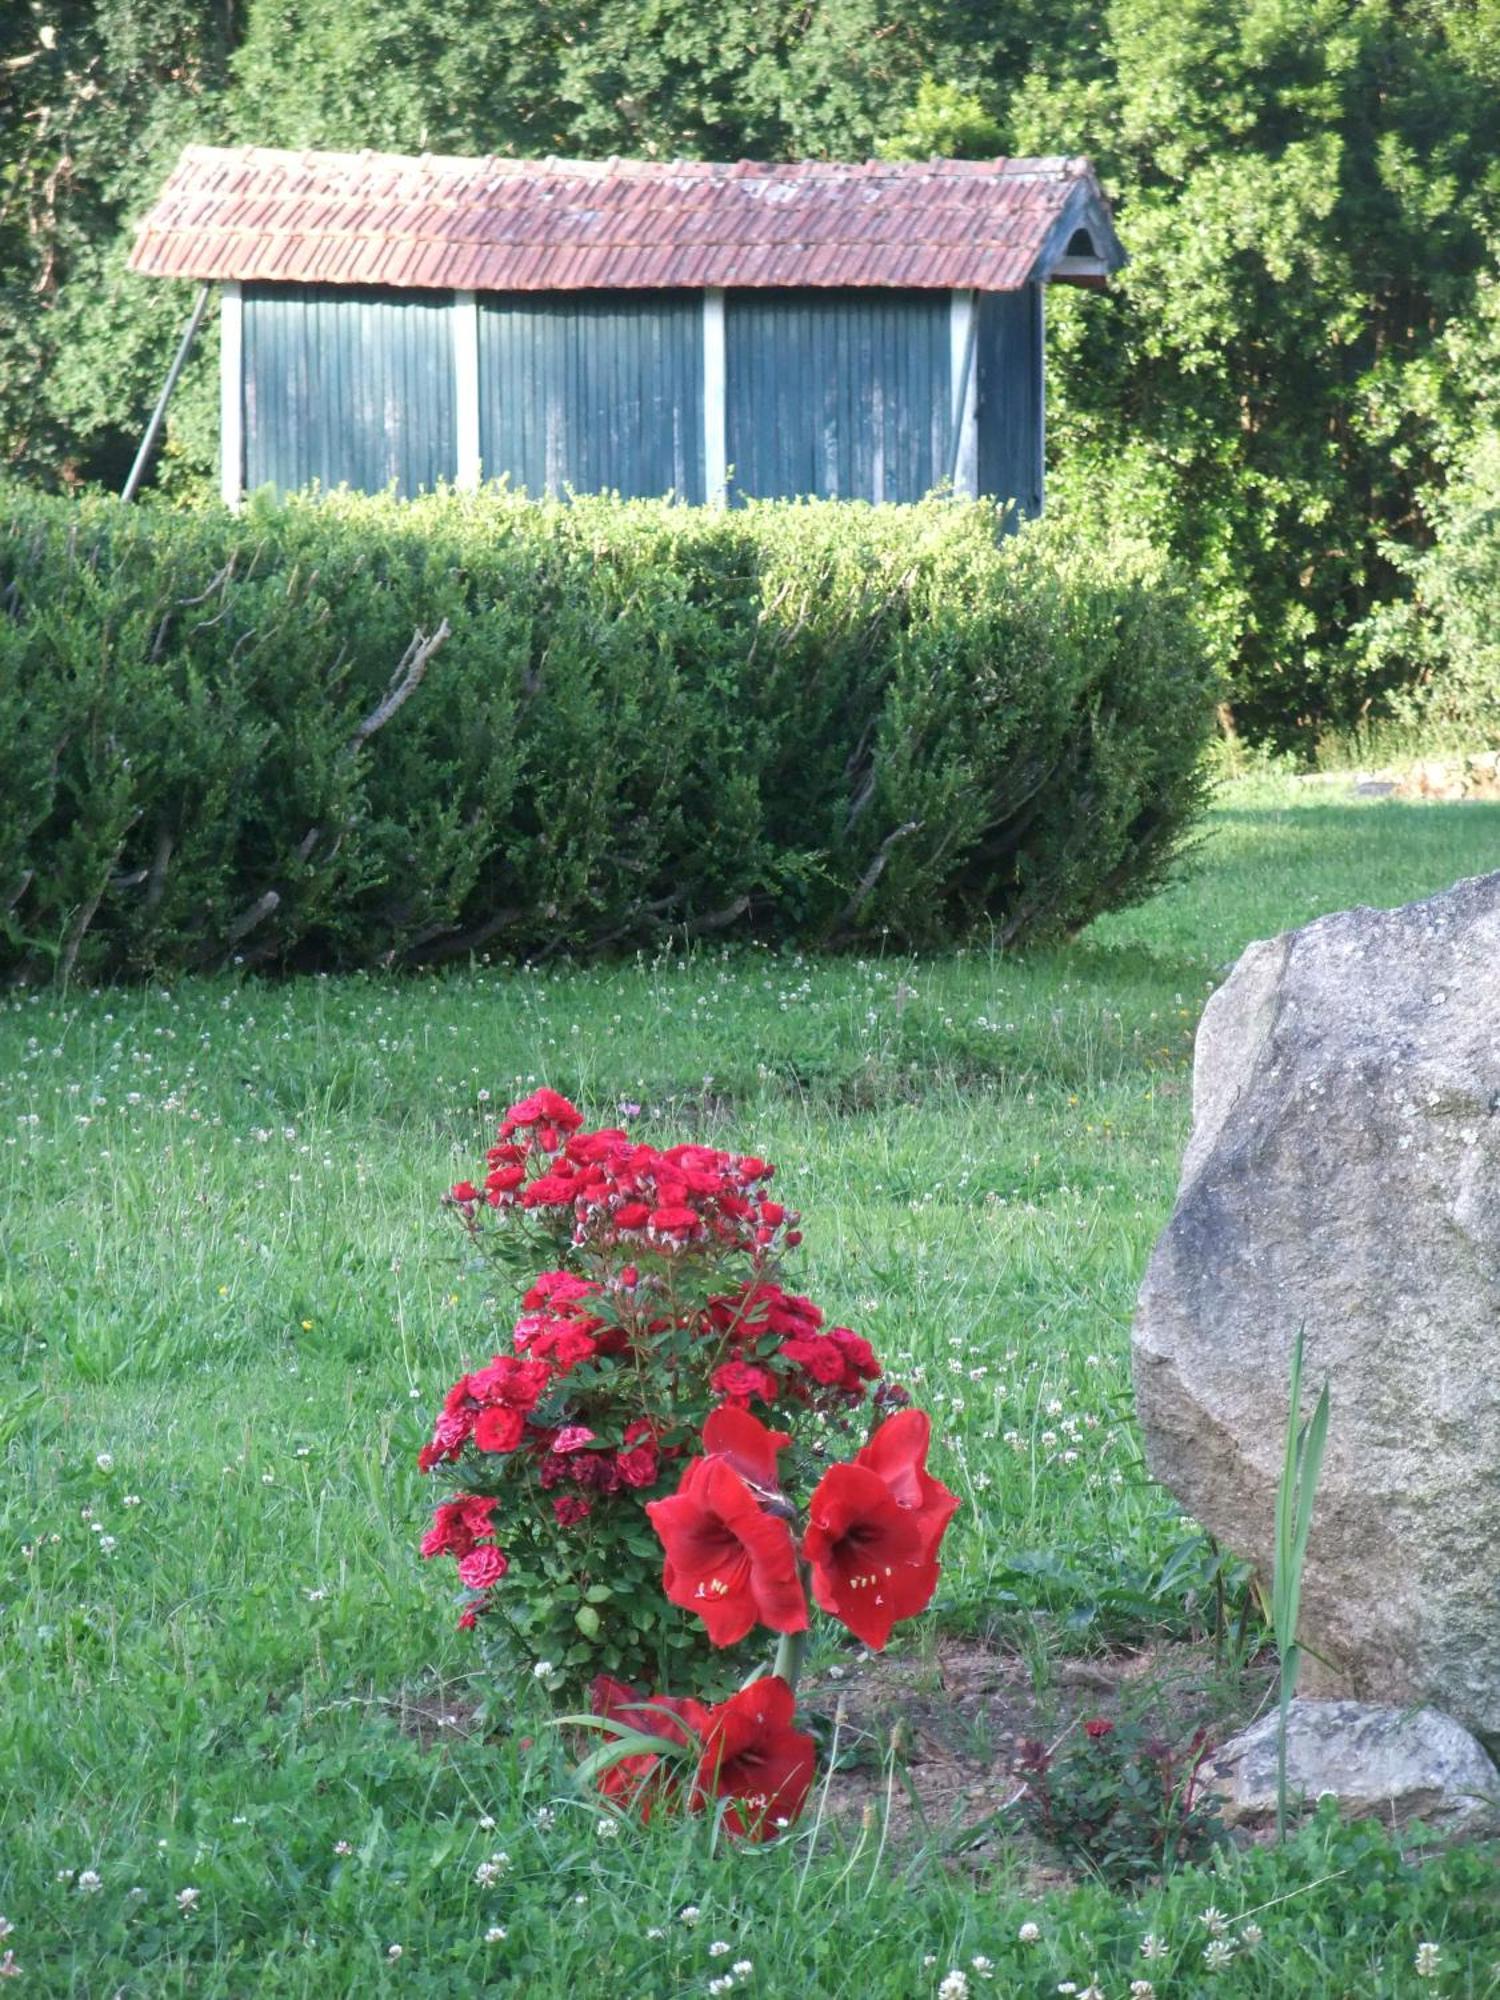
[224, 889, 281, 950]
[347, 618, 450, 753]
[833, 820, 922, 936]
[59, 837, 131, 990]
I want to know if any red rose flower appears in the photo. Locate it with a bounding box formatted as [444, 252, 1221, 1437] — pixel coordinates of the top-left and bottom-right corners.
[711, 1360, 779, 1408]
[614, 1444, 659, 1489]
[691, 1676, 815, 1840]
[449, 1180, 481, 1205]
[472, 1404, 526, 1454]
[457, 1544, 508, 1589]
[552, 1495, 591, 1526]
[646, 1455, 807, 1646]
[499, 1088, 584, 1152]
[1084, 1717, 1115, 1740]
[649, 1204, 700, 1238]
[778, 1335, 848, 1386]
[420, 1494, 497, 1559]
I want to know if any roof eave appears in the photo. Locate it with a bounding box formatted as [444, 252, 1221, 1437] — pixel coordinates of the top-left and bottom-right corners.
[1028, 179, 1126, 288]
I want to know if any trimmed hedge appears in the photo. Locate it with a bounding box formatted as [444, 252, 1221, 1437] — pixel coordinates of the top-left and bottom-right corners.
[0, 486, 1217, 982]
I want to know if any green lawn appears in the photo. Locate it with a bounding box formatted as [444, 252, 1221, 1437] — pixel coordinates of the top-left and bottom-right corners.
[3, 776, 1499, 1997]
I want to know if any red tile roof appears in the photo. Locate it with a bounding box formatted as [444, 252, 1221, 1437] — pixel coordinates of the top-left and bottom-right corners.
[128, 147, 1121, 293]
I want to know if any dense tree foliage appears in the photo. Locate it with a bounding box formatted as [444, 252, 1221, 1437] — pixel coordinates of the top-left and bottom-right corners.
[1, 0, 1496, 743]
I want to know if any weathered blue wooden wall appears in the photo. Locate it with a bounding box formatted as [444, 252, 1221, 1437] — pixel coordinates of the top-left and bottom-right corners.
[477, 292, 703, 500]
[975, 284, 1045, 519]
[239, 280, 1045, 514]
[725, 290, 950, 503]
[242, 285, 455, 497]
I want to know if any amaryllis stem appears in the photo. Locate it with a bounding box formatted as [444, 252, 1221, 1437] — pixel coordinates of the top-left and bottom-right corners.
[772, 1624, 808, 1692]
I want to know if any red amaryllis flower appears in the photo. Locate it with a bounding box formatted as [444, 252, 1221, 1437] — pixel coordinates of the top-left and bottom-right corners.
[646, 1454, 807, 1646]
[590, 1676, 710, 1817]
[854, 1409, 960, 1562]
[700, 1405, 791, 1490]
[691, 1676, 815, 1840]
[802, 1410, 959, 1649]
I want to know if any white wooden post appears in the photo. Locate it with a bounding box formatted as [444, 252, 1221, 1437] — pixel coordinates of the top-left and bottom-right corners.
[453, 289, 481, 491]
[219, 280, 243, 511]
[702, 287, 727, 507]
[949, 288, 978, 500]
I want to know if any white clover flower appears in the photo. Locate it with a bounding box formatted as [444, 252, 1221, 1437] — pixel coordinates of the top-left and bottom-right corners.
[1198, 1907, 1229, 1937]
[176, 1887, 200, 1913]
[533, 1660, 555, 1679]
[936, 1973, 969, 2000]
[98, 1535, 117, 1554]
[531, 1806, 556, 1831]
[1140, 1934, 1168, 1960]
[334, 1840, 352, 1856]
[1018, 1921, 1041, 1944]
[0, 1952, 20, 1982]
[732, 1964, 753, 1979]
[95, 1453, 114, 1472]
[970, 1957, 994, 1979]
[595, 1818, 619, 1841]
[708, 1979, 734, 1998]
[709, 1941, 731, 1957]
[478, 1815, 496, 1830]
[77, 1871, 102, 1895]
[484, 1927, 507, 1944]
[680, 1906, 702, 1927]
[1130, 1984, 1156, 1999]
[1239, 1921, 1263, 1947]
[1202, 1939, 1235, 1972]
[386, 1943, 403, 1961]
[1415, 1942, 1442, 1979]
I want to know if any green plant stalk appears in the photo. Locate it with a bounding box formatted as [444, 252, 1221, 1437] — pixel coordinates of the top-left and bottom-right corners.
[1272, 1327, 1331, 1843]
[772, 1623, 809, 1691]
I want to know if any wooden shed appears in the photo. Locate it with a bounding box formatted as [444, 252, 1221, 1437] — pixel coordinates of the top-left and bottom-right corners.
[129, 147, 1124, 512]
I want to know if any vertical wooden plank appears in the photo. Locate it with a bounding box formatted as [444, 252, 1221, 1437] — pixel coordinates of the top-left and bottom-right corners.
[220, 281, 243, 509]
[453, 289, 480, 489]
[948, 289, 978, 499]
[703, 288, 727, 506]
[975, 286, 1044, 522]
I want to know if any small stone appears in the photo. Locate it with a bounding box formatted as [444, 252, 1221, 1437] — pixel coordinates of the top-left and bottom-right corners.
[1206, 1700, 1499, 1835]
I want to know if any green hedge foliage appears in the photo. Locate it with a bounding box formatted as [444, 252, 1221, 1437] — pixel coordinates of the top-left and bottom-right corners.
[0, 487, 1217, 982]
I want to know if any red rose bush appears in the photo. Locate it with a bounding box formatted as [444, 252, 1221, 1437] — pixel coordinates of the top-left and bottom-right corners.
[418, 1088, 958, 1838]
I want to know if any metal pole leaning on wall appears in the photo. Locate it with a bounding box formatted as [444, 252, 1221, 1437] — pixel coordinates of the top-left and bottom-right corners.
[121, 281, 213, 503]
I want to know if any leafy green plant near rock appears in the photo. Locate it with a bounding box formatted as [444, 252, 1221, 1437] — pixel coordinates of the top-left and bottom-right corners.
[0, 485, 1216, 983]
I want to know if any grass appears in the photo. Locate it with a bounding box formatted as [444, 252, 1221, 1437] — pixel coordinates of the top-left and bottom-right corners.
[2, 774, 1499, 1996]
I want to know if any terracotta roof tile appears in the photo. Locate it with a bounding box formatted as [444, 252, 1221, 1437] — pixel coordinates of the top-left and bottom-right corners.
[128, 146, 1122, 292]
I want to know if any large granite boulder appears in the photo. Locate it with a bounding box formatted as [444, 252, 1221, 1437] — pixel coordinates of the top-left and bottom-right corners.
[1133, 871, 1500, 1742]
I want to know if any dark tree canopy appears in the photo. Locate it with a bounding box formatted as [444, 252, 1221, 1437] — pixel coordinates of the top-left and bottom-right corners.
[2, 0, 1497, 743]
